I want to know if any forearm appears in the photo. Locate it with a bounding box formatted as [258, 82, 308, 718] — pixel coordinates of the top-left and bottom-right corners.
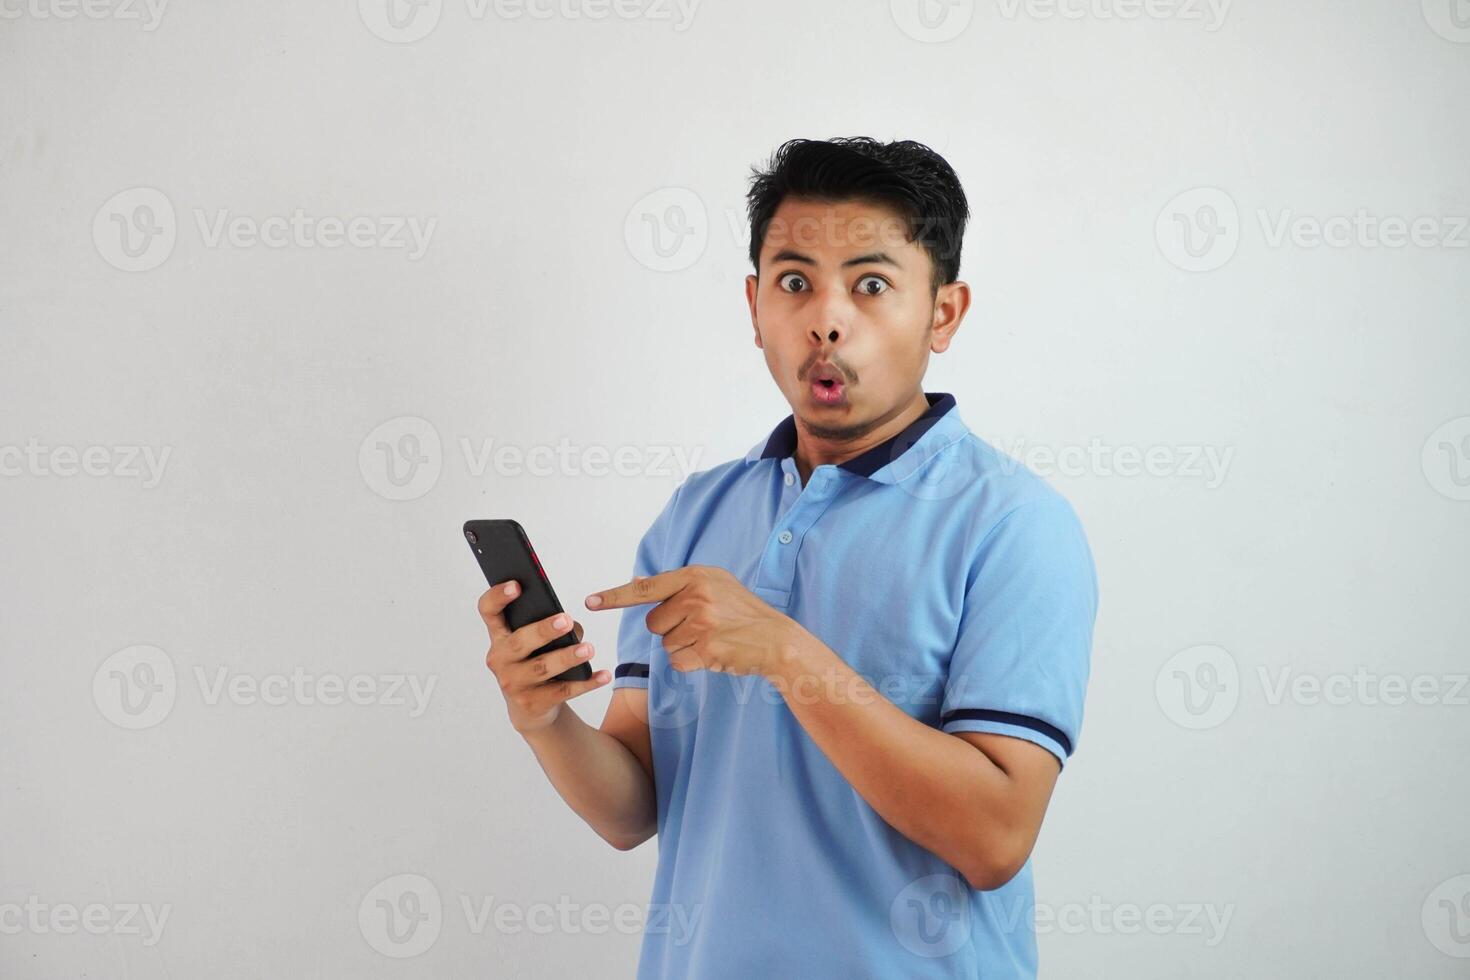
[520, 707, 656, 849]
[768, 637, 1022, 884]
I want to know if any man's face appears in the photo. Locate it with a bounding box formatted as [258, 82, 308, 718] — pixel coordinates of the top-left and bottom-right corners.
[744, 196, 962, 441]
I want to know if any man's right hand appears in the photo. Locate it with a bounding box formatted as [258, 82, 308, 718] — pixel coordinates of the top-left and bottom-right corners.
[479, 579, 611, 734]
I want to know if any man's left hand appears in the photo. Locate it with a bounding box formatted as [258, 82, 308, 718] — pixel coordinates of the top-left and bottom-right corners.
[585, 566, 806, 678]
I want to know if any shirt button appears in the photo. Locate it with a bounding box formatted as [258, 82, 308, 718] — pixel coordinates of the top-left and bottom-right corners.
[778, 530, 793, 544]
[784, 473, 794, 486]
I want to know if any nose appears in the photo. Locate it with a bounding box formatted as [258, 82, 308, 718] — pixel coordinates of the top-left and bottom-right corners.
[809, 285, 851, 347]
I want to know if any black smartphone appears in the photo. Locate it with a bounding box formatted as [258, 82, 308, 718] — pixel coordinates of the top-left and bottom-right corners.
[463, 519, 592, 683]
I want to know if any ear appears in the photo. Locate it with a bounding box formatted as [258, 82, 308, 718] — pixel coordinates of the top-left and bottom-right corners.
[929, 280, 971, 354]
[745, 274, 763, 349]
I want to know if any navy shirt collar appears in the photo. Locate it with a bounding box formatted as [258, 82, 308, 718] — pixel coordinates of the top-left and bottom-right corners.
[753, 391, 958, 479]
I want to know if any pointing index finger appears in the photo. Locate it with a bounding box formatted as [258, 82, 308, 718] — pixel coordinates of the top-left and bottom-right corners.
[585, 569, 683, 610]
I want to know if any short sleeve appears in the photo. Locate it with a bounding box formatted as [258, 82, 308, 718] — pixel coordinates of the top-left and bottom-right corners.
[939, 496, 1098, 767]
[611, 481, 686, 691]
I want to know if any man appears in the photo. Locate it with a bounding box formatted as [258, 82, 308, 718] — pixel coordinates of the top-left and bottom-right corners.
[479, 137, 1098, 978]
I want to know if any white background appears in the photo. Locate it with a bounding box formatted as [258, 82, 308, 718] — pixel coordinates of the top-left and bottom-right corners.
[2, 0, 1468, 976]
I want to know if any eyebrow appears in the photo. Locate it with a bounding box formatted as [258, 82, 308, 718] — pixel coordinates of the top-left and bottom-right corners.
[770, 249, 902, 268]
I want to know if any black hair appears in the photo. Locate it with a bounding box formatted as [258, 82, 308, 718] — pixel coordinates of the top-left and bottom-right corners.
[745, 137, 969, 294]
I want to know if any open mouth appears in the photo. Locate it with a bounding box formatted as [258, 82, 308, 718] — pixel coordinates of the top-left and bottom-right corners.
[810, 376, 846, 405]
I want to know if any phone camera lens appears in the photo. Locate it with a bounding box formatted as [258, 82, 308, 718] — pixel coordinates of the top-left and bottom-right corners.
[465, 530, 478, 544]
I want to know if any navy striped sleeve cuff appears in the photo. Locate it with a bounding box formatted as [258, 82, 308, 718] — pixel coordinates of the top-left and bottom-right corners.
[940, 708, 1073, 761]
[613, 662, 650, 688]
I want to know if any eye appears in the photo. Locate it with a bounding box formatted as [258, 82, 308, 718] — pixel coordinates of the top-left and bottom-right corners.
[855, 275, 890, 296]
[778, 272, 809, 293]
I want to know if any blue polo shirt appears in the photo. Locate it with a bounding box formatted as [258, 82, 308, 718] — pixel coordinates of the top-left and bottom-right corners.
[612, 391, 1097, 979]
